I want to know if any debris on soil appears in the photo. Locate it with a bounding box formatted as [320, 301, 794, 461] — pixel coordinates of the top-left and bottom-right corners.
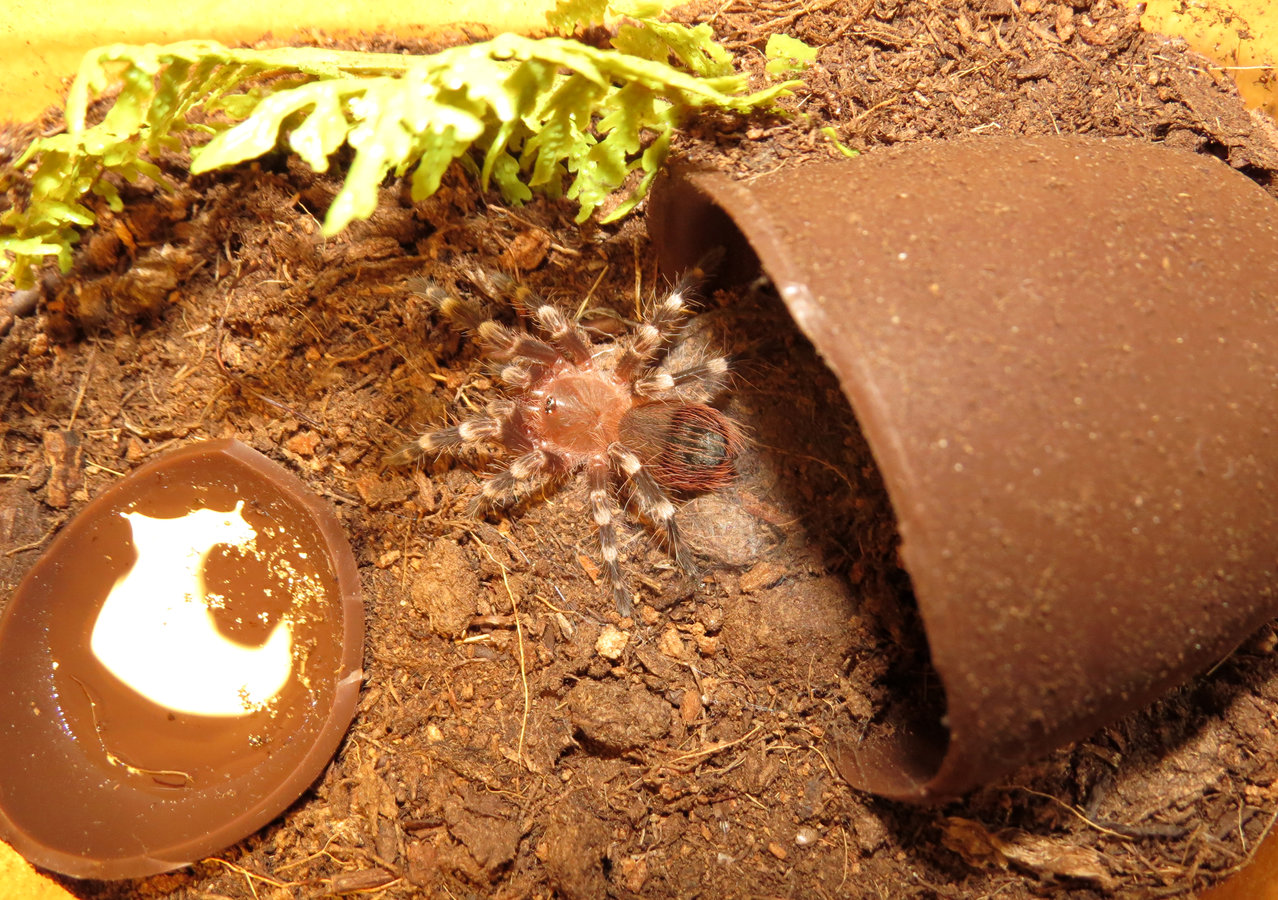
[2, 1, 1278, 898]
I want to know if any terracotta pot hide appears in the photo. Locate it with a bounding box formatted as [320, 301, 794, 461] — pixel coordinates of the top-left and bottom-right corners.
[647, 135, 1278, 802]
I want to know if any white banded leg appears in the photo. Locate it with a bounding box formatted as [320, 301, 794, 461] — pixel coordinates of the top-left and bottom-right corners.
[385, 411, 508, 466]
[475, 321, 560, 365]
[615, 281, 695, 380]
[534, 304, 591, 364]
[611, 446, 698, 577]
[414, 282, 486, 332]
[475, 269, 543, 318]
[496, 363, 533, 391]
[588, 458, 632, 616]
[470, 449, 557, 512]
[634, 356, 730, 401]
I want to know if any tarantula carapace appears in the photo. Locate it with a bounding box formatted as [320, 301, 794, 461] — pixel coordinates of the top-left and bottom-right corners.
[388, 266, 742, 615]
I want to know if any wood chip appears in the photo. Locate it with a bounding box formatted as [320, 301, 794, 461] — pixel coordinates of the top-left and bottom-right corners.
[739, 558, 786, 594]
[41, 430, 84, 509]
[284, 429, 321, 456]
[679, 689, 703, 725]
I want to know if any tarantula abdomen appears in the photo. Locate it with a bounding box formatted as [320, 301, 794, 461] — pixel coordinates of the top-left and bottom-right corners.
[620, 403, 743, 492]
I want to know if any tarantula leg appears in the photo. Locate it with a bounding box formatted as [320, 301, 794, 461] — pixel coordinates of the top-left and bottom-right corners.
[385, 400, 516, 466]
[471, 269, 543, 318]
[588, 458, 633, 616]
[470, 448, 558, 512]
[611, 446, 699, 579]
[384, 415, 503, 465]
[496, 362, 533, 391]
[475, 321, 560, 365]
[412, 278, 557, 366]
[634, 356, 730, 401]
[410, 281, 486, 331]
[533, 304, 592, 364]
[684, 247, 725, 283]
[615, 278, 699, 381]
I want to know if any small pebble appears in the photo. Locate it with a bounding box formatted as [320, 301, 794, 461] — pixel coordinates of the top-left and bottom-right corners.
[657, 627, 685, 659]
[595, 624, 629, 661]
[285, 430, 321, 456]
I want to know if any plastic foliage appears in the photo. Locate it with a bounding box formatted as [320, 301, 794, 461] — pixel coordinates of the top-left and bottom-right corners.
[0, 0, 798, 288]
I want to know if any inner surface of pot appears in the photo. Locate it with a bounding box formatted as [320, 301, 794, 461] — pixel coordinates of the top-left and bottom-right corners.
[648, 135, 1278, 801]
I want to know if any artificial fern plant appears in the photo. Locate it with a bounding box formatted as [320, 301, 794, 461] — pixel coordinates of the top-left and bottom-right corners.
[0, 0, 797, 289]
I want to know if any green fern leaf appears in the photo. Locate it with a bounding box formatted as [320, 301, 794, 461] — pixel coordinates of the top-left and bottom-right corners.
[611, 17, 735, 78]
[1, 12, 801, 288]
[547, 0, 610, 34]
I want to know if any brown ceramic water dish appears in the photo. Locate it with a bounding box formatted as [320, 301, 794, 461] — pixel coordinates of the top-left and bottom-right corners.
[649, 135, 1278, 802]
[0, 439, 364, 878]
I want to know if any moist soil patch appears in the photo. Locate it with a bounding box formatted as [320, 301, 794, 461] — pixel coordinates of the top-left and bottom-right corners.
[3, 1, 1278, 897]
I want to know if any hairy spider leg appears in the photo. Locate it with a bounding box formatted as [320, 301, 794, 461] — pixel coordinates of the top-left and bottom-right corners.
[635, 354, 731, 402]
[473, 269, 544, 319]
[475, 321, 560, 365]
[471, 448, 559, 514]
[414, 280, 562, 367]
[496, 363, 533, 391]
[476, 270, 594, 365]
[418, 283, 486, 332]
[611, 445, 698, 579]
[588, 457, 632, 616]
[615, 274, 700, 381]
[385, 416, 496, 465]
[385, 400, 516, 466]
[533, 304, 592, 365]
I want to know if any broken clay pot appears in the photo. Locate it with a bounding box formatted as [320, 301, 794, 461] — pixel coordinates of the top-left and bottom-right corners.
[648, 135, 1278, 802]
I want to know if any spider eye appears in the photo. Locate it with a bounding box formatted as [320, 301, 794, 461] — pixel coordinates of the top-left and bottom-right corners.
[544, 397, 558, 415]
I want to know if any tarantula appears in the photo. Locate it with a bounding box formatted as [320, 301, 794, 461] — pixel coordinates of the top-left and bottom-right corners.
[388, 265, 742, 615]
